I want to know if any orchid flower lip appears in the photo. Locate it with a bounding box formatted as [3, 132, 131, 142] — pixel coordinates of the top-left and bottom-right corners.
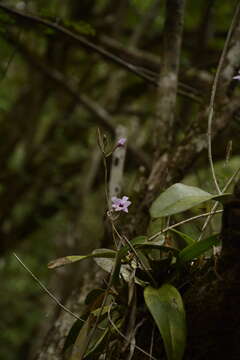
[111, 195, 131, 213]
[233, 74, 240, 80]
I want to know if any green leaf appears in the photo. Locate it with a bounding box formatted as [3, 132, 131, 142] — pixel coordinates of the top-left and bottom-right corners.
[144, 284, 186, 360]
[119, 236, 167, 254]
[85, 289, 105, 306]
[150, 183, 214, 218]
[84, 327, 109, 358]
[69, 316, 91, 360]
[170, 229, 195, 246]
[63, 316, 88, 353]
[212, 193, 232, 203]
[178, 233, 220, 263]
[94, 257, 115, 273]
[147, 218, 166, 242]
[48, 249, 116, 269]
[140, 241, 178, 253]
[100, 236, 178, 284]
[129, 235, 148, 246]
[111, 236, 147, 283]
[93, 253, 132, 282]
[91, 305, 110, 317]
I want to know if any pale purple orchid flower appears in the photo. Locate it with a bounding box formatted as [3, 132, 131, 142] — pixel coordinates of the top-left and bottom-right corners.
[233, 74, 240, 81]
[117, 138, 127, 147]
[111, 196, 131, 213]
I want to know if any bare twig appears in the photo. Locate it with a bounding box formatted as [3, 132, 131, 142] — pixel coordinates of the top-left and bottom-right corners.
[207, 2, 240, 194]
[0, 0, 31, 82]
[0, 3, 203, 104]
[0, 3, 177, 92]
[198, 166, 240, 241]
[100, 35, 203, 103]
[13, 252, 85, 323]
[148, 210, 223, 241]
[3, 32, 149, 168]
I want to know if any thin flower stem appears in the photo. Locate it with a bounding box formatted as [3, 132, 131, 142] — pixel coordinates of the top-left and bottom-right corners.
[97, 128, 110, 208]
[208, 107, 221, 194]
[111, 220, 126, 249]
[103, 156, 110, 209]
[13, 252, 85, 323]
[223, 166, 240, 191]
[198, 166, 240, 241]
[149, 324, 156, 358]
[207, 3, 240, 194]
[86, 130, 128, 350]
[148, 210, 223, 241]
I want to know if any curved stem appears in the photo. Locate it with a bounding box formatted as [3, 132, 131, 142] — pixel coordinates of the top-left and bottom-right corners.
[207, 2, 240, 194]
[13, 252, 85, 323]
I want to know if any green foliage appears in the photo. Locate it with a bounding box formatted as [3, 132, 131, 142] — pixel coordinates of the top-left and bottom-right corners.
[55, 173, 230, 359]
[69, 316, 91, 360]
[178, 234, 220, 264]
[150, 183, 214, 218]
[48, 248, 116, 269]
[0, 0, 238, 359]
[150, 182, 230, 218]
[170, 229, 195, 246]
[63, 316, 88, 353]
[144, 284, 186, 360]
[49, 176, 229, 359]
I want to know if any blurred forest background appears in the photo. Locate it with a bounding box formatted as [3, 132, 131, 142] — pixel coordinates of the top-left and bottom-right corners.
[0, 0, 240, 359]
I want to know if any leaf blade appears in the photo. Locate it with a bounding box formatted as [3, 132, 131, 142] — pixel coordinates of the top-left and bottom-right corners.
[178, 233, 220, 263]
[150, 183, 214, 218]
[69, 316, 91, 360]
[48, 249, 116, 269]
[170, 229, 195, 246]
[144, 284, 186, 360]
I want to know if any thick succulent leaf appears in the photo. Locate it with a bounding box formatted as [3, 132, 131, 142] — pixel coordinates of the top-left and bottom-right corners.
[63, 315, 88, 353]
[150, 183, 214, 218]
[129, 235, 148, 247]
[139, 241, 178, 253]
[85, 289, 105, 306]
[91, 305, 111, 317]
[178, 233, 220, 263]
[94, 255, 132, 284]
[170, 229, 195, 246]
[144, 284, 186, 360]
[119, 236, 171, 254]
[94, 257, 115, 273]
[147, 218, 166, 242]
[69, 316, 91, 360]
[48, 249, 116, 269]
[84, 327, 109, 359]
[212, 193, 232, 203]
